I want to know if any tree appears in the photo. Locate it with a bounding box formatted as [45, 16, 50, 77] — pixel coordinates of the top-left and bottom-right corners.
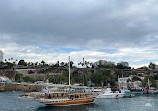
[70, 61, 74, 68]
[132, 76, 142, 81]
[60, 62, 65, 66]
[78, 62, 84, 67]
[142, 76, 157, 88]
[41, 60, 46, 65]
[22, 76, 35, 83]
[153, 74, 158, 80]
[55, 61, 60, 67]
[116, 64, 125, 69]
[18, 60, 27, 66]
[149, 62, 156, 69]
[78, 61, 91, 68]
[15, 74, 22, 82]
[35, 62, 38, 66]
[5, 59, 7, 62]
[91, 73, 104, 86]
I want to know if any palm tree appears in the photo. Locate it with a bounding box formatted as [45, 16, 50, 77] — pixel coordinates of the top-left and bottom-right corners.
[41, 60, 45, 65]
[70, 61, 74, 68]
[60, 62, 65, 66]
[5, 59, 7, 62]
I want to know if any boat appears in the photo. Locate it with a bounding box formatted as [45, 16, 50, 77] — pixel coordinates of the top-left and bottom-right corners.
[144, 78, 158, 94]
[35, 56, 96, 106]
[96, 87, 125, 99]
[36, 90, 95, 106]
[120, 90, 135, 97]
[18, 94, 35, 101]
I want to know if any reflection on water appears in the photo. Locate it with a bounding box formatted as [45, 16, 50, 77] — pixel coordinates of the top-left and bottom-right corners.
[36, 103, 97, 111]
[0, 92, 157, 111]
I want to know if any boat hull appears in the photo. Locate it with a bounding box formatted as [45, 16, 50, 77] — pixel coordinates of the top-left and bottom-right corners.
[37, 97, 95, 106]
[96, 93, 124, 99]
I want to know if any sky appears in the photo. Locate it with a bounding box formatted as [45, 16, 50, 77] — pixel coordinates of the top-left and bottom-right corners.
[1, 0, 158, 68]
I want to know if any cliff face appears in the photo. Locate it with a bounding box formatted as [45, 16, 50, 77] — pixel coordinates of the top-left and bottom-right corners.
[0, 83, 44, 92]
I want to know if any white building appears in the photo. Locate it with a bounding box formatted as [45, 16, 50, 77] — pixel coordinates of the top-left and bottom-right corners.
[117, 62, 129, 67]
[0, 50, 3, 62]
[118, 77, 132, 89]
[133, 81, 142, 90]
[118, 76, 143, 90]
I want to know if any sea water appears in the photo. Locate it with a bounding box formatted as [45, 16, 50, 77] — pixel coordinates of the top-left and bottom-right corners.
[0, 92, 157, 111]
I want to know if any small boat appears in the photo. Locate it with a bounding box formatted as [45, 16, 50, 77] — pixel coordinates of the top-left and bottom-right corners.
[18, 94, 35, 101]
[96, 88, 125, 99]
[144, 78, 158, 94]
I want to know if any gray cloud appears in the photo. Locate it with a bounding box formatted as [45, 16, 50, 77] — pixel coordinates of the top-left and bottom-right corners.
[0, 0, 158, 49]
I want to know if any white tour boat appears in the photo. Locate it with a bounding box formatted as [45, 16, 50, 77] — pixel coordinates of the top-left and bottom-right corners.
[96, 88, 125, 99]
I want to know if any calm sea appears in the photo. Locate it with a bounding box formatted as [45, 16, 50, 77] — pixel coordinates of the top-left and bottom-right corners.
[0, 92, 157, 111]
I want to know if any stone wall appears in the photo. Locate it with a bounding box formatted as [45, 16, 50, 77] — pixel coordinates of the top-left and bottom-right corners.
[0, 83, 44, 92]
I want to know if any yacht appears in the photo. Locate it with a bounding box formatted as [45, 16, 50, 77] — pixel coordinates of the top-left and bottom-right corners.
[36, 88, 96, 106]
[96, 87, 125, 99]
[35, 56, 96, 106]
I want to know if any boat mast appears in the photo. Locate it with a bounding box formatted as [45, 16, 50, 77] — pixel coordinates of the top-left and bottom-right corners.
[83, 57, 85, 86]
[118, 75, 120, 89]
[69, 56, 71, 85]
[148, 78, 150, 88]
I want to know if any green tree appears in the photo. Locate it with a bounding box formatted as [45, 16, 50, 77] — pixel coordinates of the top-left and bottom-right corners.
[22, 76, 35, 83]
[91, 73, 104, 86]
[154, 74, 158, 80]
[18, 60, 27, 66]
[132, 76, 142, 81]
[54, 61, 60, 67]
[41, 60, 46, 65]
[60, 62, 65, 66]
[149, 62, 156, 69]
[15, 74, 22, 82]
[142, 76, 157, 88]
[70, 61, 74, 68]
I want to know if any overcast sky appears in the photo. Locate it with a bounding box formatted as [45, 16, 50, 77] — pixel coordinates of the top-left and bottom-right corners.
[1, 0, 158, 68]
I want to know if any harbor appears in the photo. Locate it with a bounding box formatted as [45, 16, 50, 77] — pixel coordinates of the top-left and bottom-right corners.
[0, 91, 156, 111]
[1, 56, 158, 110]
[1, 0, 158, 110]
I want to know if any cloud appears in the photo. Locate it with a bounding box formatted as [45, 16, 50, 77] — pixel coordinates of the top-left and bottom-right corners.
[0, 0, 158, 48]
[1, 43, 158, 68]
[1, 0, 158, 67]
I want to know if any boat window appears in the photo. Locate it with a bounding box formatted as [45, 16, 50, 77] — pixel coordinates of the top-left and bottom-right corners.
[70, 95, 74, 100]
[48, 94, 51, 99]
[80, 94, 83, 98]
[75, 95, 79, 98]
[53, 94, 56, 98]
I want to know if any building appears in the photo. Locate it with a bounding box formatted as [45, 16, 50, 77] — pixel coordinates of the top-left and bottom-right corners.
[117, 62, 129, 67]
[118, 76, 143, 90]
[118, 77, 132, 90]
[132, 81, 142, 90]
[0, 50, 3, 62]
[94, 60, 115, 66]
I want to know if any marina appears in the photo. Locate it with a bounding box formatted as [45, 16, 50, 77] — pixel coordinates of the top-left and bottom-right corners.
[0, 91, 157, 111]
[1, 0, 158, 111]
